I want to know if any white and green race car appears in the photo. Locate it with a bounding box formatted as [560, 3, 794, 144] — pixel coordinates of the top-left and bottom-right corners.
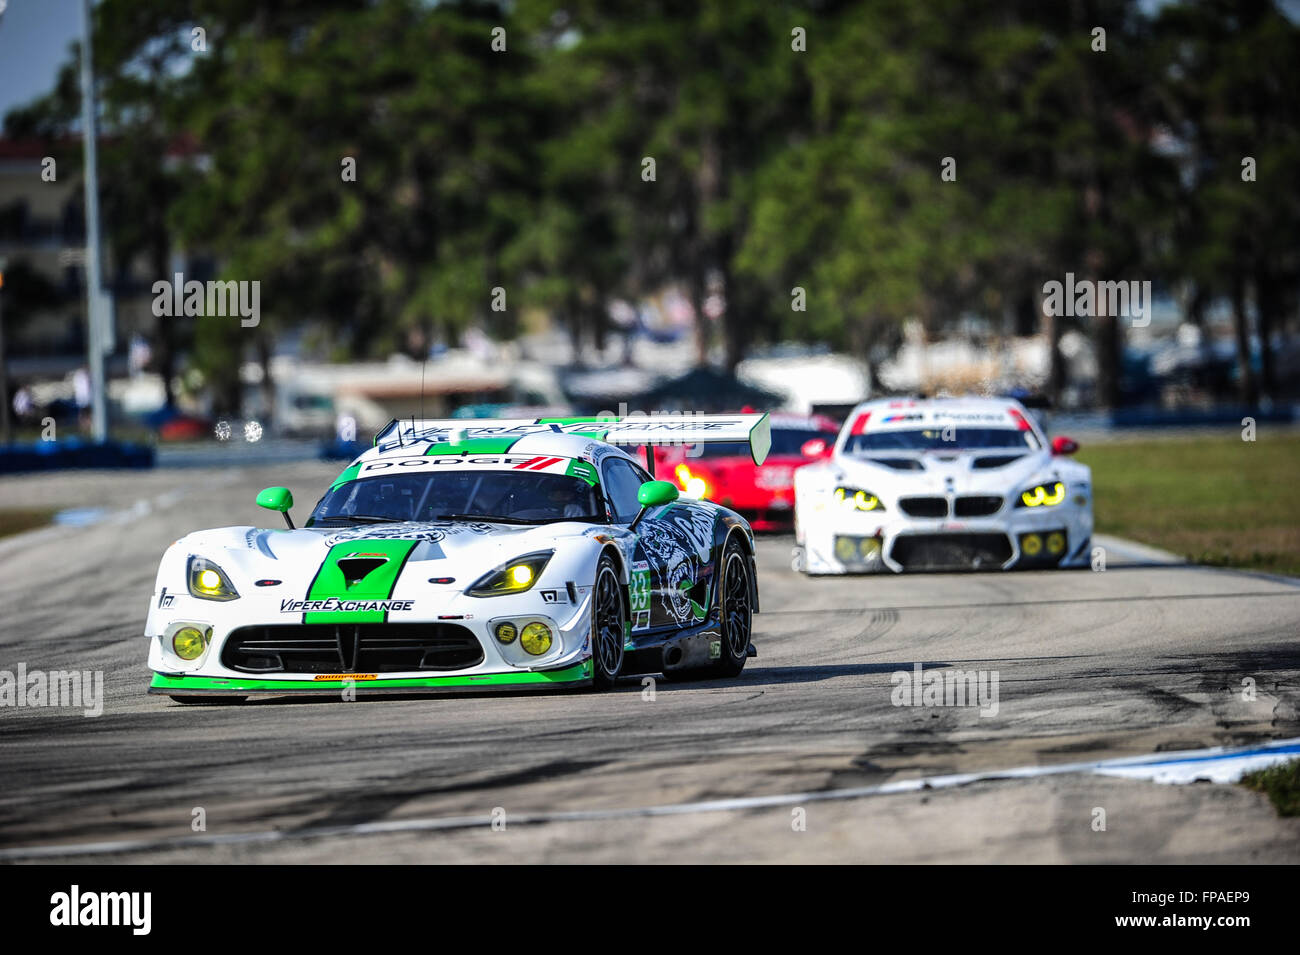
[146, 414, 771, 702]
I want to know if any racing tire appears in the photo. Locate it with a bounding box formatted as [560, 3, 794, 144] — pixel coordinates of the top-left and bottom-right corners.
[168, 695, 247, 705]
[590, 554, 625, 691]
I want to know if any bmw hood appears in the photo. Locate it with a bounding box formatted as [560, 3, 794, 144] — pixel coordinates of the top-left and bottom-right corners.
[834, 448, 1072, 496]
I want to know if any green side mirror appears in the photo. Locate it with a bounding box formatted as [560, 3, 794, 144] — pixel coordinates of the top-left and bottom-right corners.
[257, 486, 293, 511]
[637, 480, 679, 508]
[256, 487, 295, 528]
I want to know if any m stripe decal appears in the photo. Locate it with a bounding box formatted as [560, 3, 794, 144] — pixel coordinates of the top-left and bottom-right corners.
[514, 456, 562, 471]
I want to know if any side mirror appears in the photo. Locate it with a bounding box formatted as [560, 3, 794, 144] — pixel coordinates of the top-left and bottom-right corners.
[801, 438, 830, 458]
[630, 480, 679, 531]
[256, 486, 295, 529]
[1051, 436, 1079, 456]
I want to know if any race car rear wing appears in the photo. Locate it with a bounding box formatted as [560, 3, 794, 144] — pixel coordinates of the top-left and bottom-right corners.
[374, 413, 772, 466]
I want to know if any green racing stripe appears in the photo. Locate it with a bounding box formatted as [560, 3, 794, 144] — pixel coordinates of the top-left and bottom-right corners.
[302, 538, 418, 623]
[424, 437, 520, 455]
[330, 463, 362, 489]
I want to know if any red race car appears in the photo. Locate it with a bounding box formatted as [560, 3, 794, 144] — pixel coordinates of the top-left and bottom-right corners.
[655, 413, 839, 531]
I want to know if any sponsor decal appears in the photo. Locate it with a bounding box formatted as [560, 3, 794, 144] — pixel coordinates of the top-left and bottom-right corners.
[513, 455, 565, 471]
[539, 589, 565, 604]
[629, 561, 652, 630]
[755, 466, 793, 489]
[281, 598, 414, 613]
[930, 412, 1006, 422]
[157, 591, 175, 609]
[361, 456, 537, 473]
[321, 522, 494, 546]
[312, 673, 379, 681]
[637, 511, 711, 624]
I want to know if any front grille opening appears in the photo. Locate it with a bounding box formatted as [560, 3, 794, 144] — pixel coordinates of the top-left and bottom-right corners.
[222, 623, 483, 674]
[890, 533, 1013, 571]
[972, 455, 1024, 469]
[867, 458, 925, 471]
[899, 496, 949, 518]
[954, 495, 1003, 517]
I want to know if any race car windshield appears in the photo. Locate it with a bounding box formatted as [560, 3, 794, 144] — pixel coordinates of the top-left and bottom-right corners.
[693, 429, 839, 458]
[843, 428, 1040, 454]
[307, 471, 604, 526]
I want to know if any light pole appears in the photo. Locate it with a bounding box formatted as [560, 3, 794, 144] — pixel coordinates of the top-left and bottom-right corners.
[79, 0, 108, 441]
[0, 258, 9, 445]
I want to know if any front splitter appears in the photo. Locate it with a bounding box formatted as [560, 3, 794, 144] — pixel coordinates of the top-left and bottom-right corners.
[150, 660, 593, 697]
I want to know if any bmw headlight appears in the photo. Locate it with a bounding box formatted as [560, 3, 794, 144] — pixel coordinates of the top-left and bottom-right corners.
[1017, 481, 1066, 508]
[834, 487, 884, 512]
[187, 556, 240, 601]
[467, 551, 554, 597]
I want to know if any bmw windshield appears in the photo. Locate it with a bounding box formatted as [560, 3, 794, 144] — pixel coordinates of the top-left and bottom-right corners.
[308, 471, 605, 526]
[693, 428, 839, 458]
[844, 428, 1041, 454]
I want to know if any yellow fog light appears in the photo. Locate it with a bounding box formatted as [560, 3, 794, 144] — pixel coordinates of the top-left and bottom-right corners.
[1046, 532, 1066, 555]
[859, 538, 881, 558]
[172, 626, 206, 661]
[509, 564, 533, 587]
[495, 622, 518, 644]
[1022, 533, 1042, 556]
[520, 622, 553, 656]
[835, 537, 857, 561]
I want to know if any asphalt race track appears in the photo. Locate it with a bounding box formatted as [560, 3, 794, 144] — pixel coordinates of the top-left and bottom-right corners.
[1, 462, 1298, 863]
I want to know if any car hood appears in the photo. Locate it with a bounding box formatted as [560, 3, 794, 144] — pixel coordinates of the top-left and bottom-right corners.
[176, 519, 589, 594]
[830, 448, 1086, 496]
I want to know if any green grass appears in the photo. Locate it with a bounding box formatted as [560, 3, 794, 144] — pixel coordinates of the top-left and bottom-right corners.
[1240, 759, 1300, 816]
[0, 508, 58, 540]
[1078, 433, 1300, 577]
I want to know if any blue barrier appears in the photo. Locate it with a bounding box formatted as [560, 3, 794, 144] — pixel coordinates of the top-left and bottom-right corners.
[319, 439, 368, 461]
[0, 440, 155, 474]
[1109, 407, 1294, 428]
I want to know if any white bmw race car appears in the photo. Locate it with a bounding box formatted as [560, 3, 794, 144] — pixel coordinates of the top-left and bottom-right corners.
[146, 414, 771, 701]
[793, 397, 1092, 574]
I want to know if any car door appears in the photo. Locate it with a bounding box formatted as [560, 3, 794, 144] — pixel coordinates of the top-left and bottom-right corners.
[602, 457, 718, 633]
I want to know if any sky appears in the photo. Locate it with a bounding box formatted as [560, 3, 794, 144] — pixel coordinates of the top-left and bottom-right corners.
[0, 0, 84, 120]
[3, 0, 1300, 128]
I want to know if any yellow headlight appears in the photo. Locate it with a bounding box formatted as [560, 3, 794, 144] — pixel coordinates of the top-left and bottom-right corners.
[509, 564, 533, 587]
[172, 626, 206, 661]
[1021, 482, 1065, 507]
[520, 622, 552, 656]
[834, 488, 881, 511]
